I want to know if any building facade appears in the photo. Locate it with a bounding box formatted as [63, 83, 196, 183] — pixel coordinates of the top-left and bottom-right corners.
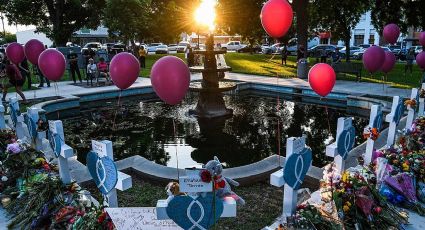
[350, 11, 381, 46]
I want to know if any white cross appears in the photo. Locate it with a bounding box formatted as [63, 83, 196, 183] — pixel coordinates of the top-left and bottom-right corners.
[48, 120, 75, 184]
[364, 105, 383, 165]
[8, 97, 30, 140]
[270, 136, 310, 219]
[0, 104, 5, 129]
[26, 107, 47, 151]
[405, 88, 419, 130]
[326, 117, 354, 173]
[419, 83, 425, 116]
[90, 140, 132, 208]
[385, 96, 404, 147]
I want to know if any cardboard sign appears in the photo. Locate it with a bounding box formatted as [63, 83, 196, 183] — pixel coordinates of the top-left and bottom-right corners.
[92, 140, 109, 157]
[105, 207, 181, 230]
[179, 170, 212, 193]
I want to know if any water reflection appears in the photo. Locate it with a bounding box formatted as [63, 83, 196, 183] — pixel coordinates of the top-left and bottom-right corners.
[62, 91, 368, 168]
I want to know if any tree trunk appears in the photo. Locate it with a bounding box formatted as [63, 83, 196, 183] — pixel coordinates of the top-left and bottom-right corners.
[294, 0, 308, 59]
[344, 30, 351, 62]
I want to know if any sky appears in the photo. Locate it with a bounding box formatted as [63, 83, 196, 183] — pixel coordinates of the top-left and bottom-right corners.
[1, 15, 35, 34]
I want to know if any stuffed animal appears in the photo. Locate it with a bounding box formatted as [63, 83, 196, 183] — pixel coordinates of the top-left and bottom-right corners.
[165, 181, 185, 203]
[204, 156, 245, 205]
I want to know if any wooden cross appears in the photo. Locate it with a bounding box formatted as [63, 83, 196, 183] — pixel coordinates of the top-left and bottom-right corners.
[270, 136, 312, 219]
[326, 117, 355, 173]
[385, 96, 404, 147]
[0, 104, 5, 129]
[26, 107, 47, 151]
[89, 140, 132, 208]
[48, 120, 75, 184]
[419, 83, 425, 116]
[405, 88, 419, 130]
[364, 105, 383, 165]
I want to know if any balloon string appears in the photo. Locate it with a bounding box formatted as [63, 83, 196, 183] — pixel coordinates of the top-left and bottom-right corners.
[276, 71, 281, 167]
[325, 105, 332, 134]
[112, 90, 122, 131]
[172, 119, 180, 180]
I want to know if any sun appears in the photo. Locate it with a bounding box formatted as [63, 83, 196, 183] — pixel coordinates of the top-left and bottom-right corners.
[194, 0, 217, 31]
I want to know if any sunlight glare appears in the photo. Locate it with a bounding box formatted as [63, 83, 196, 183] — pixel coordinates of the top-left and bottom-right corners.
[194, 0, 217, 31]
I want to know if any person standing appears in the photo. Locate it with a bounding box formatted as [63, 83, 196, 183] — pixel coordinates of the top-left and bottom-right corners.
[331, 48, 342, 65]
[138, 46, 147, 69]
[67, 50, 82, 84]
[297, 45, 305, 61]
[36, 65, 50, 87]
[320, 48, 327, 63]
[405, 48, 415, 76]
[19, 58, 31, 89]
[2, 59, 27, 103]
[281, 45, 288, 66]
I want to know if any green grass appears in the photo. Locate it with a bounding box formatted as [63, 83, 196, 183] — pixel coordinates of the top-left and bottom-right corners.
[141, 53, 185, 77]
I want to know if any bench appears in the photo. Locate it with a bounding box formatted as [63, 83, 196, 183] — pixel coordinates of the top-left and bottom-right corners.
[332, 62, 363, 81]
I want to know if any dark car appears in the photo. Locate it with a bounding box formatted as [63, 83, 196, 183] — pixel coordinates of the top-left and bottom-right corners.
[110, 43, 126, 54]
[388, 45, 401, 58]
[237, 45, 262, 53]
[308, 45, 336, 57]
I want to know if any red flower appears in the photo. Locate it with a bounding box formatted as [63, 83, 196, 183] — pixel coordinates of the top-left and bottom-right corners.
[98, 212, 106, 223]
[200, 170, 212, 183]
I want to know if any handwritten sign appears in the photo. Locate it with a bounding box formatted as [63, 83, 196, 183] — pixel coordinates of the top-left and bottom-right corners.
[179, 170, 212, 193]
[92, 140, 109, 157]
[105, 207, 181, 230]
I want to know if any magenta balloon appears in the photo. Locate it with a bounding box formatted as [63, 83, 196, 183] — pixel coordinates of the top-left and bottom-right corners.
[381, 51, 397, 73]
[109, 52, 140, 90]
[24, 39, 45, 65]
[5, 42, 25, 64]
[150, 56, 190, 105]
[363, 46, 385, 73]
[420, 32, 425, 47]
[383, 24, 400, 44]
[38, 49, 66, 81]
[417, 52, 425, 70]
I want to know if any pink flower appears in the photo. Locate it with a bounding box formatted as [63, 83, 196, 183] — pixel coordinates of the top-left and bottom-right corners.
[6, 143, 21, 154]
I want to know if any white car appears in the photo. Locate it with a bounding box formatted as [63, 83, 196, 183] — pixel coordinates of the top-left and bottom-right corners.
[147, 43, 163, 53]
[155, 45, 169, 54]
[221, 41, 246, 51]
[177, 41, 190, 53]
[168, 44, 178, 52]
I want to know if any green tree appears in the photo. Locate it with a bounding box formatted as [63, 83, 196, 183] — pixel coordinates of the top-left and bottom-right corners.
[371, 0, 407, 36]
[314, 0, 371, 61]
[103, 0, 151, 45]
[403, 0, 425, 31]
[2, 0, 105, 46]
[0, 32, 16, 44]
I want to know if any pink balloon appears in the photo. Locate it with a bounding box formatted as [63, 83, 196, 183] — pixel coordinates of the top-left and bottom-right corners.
[417, 52, 425, 70]
[24, 39, 45, 65]
[110, 52, 140, 90]
[420, 32, 425, 47]
[383, 24, 400, 44]
[363, 46, 385, 73]
[38, 49, 66, 81]
[308, 63, 336, 97]
[261, 0, 293, 39]
[151, 56, 190, 105]
[5, 42, 25, 64]
[381, 51, 396, 73]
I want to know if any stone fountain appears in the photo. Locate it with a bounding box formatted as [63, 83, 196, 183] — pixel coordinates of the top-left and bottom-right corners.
[189, 34, 236, 118]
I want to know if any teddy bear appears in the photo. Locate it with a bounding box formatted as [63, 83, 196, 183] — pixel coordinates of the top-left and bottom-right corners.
[204, 156, 245, 205]
[165, 181, 186, 203]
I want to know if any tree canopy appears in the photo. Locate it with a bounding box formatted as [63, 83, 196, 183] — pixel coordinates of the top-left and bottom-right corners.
[1, 0, 105, 46]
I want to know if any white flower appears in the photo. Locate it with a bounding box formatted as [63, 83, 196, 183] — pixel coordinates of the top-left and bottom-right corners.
[1, 176, 8, 182]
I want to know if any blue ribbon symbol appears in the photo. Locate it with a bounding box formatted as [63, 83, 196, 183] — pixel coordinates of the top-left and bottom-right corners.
[372, 111, 383, 131]
[284, 148, 312, 190]
[86, 151, 118, 195]
[337, 126, 355, 160]
[393, 102, 404, 125]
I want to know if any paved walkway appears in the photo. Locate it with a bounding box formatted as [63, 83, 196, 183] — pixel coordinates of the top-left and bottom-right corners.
[2, 73, 413, 102]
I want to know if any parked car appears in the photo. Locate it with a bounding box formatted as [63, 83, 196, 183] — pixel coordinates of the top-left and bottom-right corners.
[168, 44, 178, 52]
[221, 41, 246, 51]
[388, 45, 401, 56]
[339, 46, 363, 58]
[359, 44, 372, 49]
[177, 41, 190, 53]
[82, 42, 102, 53]
[353, 46, 391, 60]
[147, 43, 163, 53]
[102, 43, 115, 52]
[110, 43, 126, 54]
[307, 45, 336, 57]
[262, 43, 282, 54]
[413, 46, 423, 55]
[155, 45, 169, 54]
[237, 45, 262, 53]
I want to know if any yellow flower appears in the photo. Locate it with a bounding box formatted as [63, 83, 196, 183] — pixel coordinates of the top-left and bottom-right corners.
[346, 201, 352, 207]
[343, 205, 350, 212]
[342, 172, 349, 183]
[402, 162, 410, 171]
